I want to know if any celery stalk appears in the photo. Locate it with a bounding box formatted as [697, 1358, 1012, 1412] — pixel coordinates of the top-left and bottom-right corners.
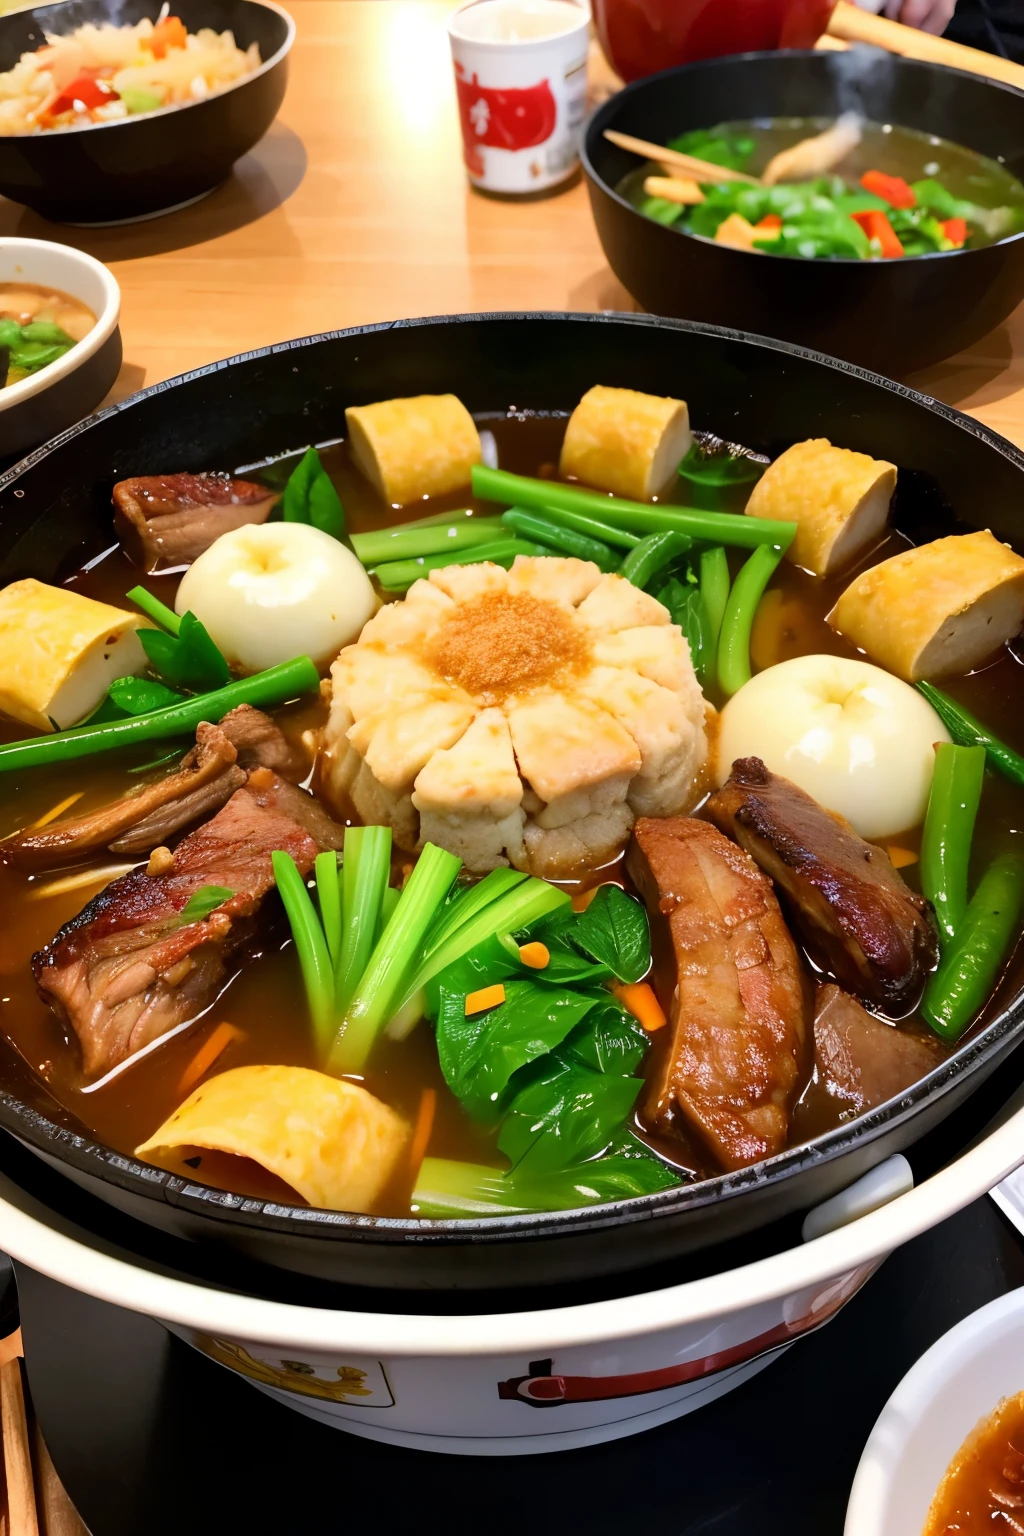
[426, 868, 528, 951]
[413, 1159, 527, 1217]
[335, 826, 392, 1017]
[330, 843, 461, 1074]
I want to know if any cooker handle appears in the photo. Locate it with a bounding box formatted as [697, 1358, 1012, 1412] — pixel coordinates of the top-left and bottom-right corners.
[801, 1154, 914, 1243]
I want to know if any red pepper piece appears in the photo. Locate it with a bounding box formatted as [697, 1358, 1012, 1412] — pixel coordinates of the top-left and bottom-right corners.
[851, 208, 905, 259]
[942, 217, 969, 248]
[860, 170, 917, 209]
[45, 73, 117, 118]
[143, 15, 188, 58]
[753, 213, 783, 232]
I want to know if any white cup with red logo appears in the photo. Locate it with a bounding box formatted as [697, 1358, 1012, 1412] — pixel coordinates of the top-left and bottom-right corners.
[448, 0, 591, 196]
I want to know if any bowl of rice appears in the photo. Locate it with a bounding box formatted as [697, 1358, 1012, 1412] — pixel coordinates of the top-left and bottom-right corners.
[0, 0, 294, 223]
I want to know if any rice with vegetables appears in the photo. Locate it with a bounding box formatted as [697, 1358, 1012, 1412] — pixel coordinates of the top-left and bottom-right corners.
[0, 13, 260, 134]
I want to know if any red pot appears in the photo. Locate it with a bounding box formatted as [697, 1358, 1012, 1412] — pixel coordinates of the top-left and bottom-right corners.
[593, 0, 836, 82]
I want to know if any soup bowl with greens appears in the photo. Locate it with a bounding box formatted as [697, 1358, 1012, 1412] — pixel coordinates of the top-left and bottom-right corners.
[583, 49, 1024, 375]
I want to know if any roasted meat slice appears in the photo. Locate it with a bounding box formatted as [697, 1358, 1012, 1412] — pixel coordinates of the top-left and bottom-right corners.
[112, 473, 278, 570]
[3, 708, 299, 871]
[33, 769, 345, 1079]
[706, 757, 938, 1010]
[628, 816, 812, 1171]
[813, 984, 943, 1113]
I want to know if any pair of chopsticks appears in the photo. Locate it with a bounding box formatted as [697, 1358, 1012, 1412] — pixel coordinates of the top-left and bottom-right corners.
[0, 1339, 86, 1536]
[603, 129, 761, 187]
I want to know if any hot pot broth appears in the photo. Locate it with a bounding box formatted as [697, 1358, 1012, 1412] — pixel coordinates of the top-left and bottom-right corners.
[619, 116, 1024, 259]
[1, 398, 1023, 1218]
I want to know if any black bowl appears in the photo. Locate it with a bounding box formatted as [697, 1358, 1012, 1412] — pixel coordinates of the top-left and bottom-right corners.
[583, 49, 1024, 376]
[0, 0, 293, 224]
[3, 311, 1024, 1291]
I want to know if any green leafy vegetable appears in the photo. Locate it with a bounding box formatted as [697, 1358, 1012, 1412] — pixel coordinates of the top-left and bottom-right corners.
[282, 447, 346, 539]
[572, 883, 650, 983]
[638, 195, 684, 227]
[678, 439, 765, 510]
[178, 884, 235, 924]
[656, 573, 713, 688]
[335, 825, 392, 1016]
[498, 1055, 643, 1174]
[0, 655, 321, 775]
[120, 86, 163, 114]
[413, 1140, 679, 1216]
[668, 128, 754, 171]
[87, 675, 186, 723]
[127, 585, 181, 636]
[619, 530, 692, 589]
[272, 851, 336, 1052]
[139, 610, 231, 692]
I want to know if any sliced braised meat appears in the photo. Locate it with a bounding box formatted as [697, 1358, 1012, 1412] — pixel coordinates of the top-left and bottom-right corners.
[112, 473, 278, 570]
[2, 709, 302, 872]
[628, 816, 812, 1172]
[706, 757, 938, 1011]
[32, 771, 345, 1078]
[814, 983, 943, 1112]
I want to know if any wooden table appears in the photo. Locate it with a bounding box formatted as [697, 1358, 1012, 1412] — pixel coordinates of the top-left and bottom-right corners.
[0, 0, 1021, 447]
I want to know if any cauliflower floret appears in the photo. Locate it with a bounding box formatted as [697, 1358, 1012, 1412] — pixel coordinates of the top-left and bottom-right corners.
[318, 556, 708, 877]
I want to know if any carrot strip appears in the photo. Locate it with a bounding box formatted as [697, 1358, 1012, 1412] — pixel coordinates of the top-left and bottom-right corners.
[887, 846, 918, 869]
[177, 1022, 244, 1096]
[407, 1088, 437, 1179]
[465, 984, 506, 1015]
[753, 213, 783, 232]
[613, 981, 667, 1032]
[28, 790, 83, 829]
[518, 941, 550, 969]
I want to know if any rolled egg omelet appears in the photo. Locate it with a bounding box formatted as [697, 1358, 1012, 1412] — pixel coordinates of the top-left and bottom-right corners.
[745, 438, 896, 577]
[828, 529, 1024, 682]
[0, 579, 146, 732]
[559, 385, 692, 501]
[345, 393, 481, 507]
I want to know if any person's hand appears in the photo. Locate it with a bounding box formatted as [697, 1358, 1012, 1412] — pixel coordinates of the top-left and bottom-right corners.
[882, 0, 958, 34]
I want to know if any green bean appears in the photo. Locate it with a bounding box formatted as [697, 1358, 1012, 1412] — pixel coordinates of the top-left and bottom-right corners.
[700, 547, 730, 654]
[372, 539, 546, 592]
[716, 543, 785, 698]
[126, 584, 181, 635]
[501, 508, 617, 570]
[471, 466, 796, 550]
[350, 518, 503, 567]
[619, 530, 693, 588]
[917, 683, 1024, 789]
[922, 853, 1024, 1040]
[315, 850, 343, 970]
[272, 850, 336, 1053]
[529, 500, 640, 551]
[0, 656, 320, 775]
[920, 743, 986, 945]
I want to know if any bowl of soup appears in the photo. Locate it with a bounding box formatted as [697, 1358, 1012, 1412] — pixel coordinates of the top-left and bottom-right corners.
[0, 0, 294, 224]
[2, 312, 1024, 1291]
[847, 1285, 1024, 1534]
[0, 235, 120, 457]
[582, 49, 1024, 376]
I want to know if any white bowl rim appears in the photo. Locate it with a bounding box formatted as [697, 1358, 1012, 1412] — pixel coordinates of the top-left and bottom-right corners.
[845, 1284, 1024, 1535]
[0, 0, 296, 138]
[0, 236, 119, 411]
[2, 1088, 1023, 1357]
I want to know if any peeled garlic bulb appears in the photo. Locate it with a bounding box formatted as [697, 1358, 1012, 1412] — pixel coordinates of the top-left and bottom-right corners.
[176, 522, 376, 674]
[716, 653, 950, 839]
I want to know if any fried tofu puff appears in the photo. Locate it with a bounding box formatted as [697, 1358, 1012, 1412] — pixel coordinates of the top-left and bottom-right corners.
[319, 556, 708, 878]
[136, 1065, 408, 1213]
[345, 394, 481, 507]
[0, 579, 146, 731]
[559, 385, 693, 501]
[745, 439, 896, 577]
[828, 530, 1024, 682]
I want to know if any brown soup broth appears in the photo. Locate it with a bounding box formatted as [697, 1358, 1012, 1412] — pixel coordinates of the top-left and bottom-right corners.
[925, 1390, 1024, 1535]
[1, 411, 1023, 1209]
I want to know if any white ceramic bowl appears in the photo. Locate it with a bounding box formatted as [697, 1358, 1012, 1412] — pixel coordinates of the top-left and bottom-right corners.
[3, 1089, 1024, 1456]
[846, 1284, 1024, 1534]
[0, 237, 121, 458]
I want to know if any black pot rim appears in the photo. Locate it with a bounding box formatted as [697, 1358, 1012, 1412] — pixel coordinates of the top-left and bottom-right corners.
[0, 0, 295, 141]
[581, 48, 1024, 269]
[3, 308, 1024, 1249]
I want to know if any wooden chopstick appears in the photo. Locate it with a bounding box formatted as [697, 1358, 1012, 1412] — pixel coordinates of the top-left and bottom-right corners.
[827, 0, 1024, 91]
[1, 1361, 38, 1536]
[603, 129, 761, 185]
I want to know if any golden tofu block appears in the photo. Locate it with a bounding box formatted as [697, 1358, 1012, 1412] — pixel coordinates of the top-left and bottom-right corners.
[746, 438, 896, 577]
[828, 530, 1024, 681]
[0, 578, 146, 732]
[345, 393, 481, 507]
[559, 384, 692, 501]
[136, 1064, 408, 1213]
